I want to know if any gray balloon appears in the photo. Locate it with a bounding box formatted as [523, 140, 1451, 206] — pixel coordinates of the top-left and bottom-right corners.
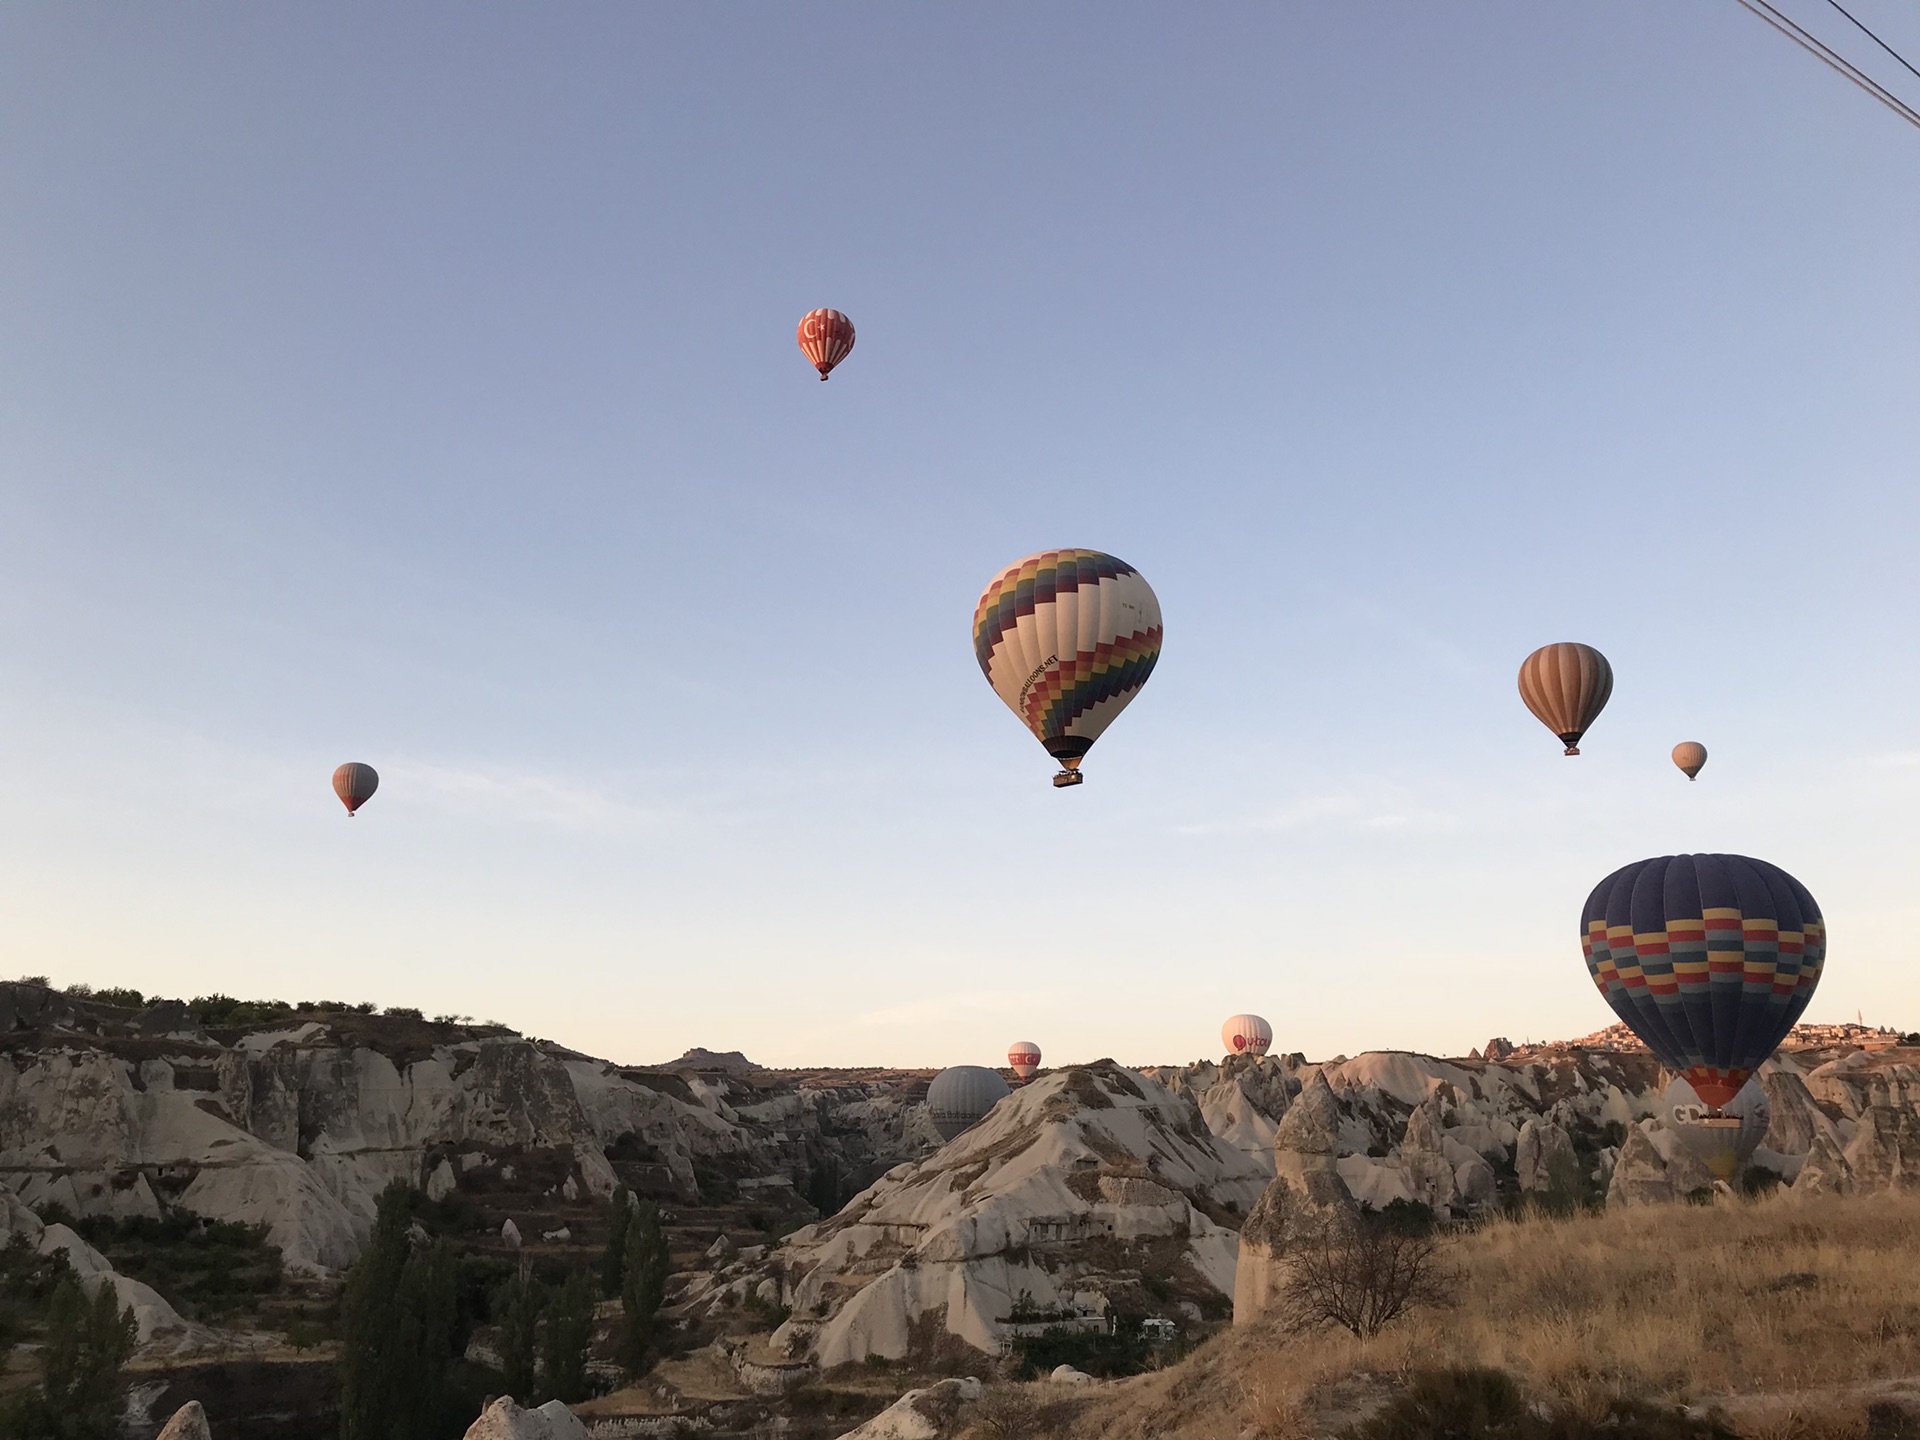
[1662, 1075, 1769, 1181]
[928, 1065, 1011, 1141]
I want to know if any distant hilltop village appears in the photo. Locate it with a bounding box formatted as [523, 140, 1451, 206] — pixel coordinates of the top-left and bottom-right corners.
[1476, 1018, 1910, 1062]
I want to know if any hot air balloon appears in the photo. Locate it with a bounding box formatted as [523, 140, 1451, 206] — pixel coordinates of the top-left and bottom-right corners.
[1007, 1042, 1042, 1084]
[1581, 853, 1823, 1112]
[1662, 1075, 1768, 1182]
[927, 1065, 1010, 1141]
[972, 550, 1162, 787]
[797, 308, 855, 380]
[1673, 742, 1707, 781]
[1518, 643, 1612, 755]
[1221, 1014, 1273, 1058]
[332, 763, 379, 817]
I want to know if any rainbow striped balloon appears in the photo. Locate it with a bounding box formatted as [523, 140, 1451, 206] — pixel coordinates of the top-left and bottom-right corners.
[972, 550, 1161, 786]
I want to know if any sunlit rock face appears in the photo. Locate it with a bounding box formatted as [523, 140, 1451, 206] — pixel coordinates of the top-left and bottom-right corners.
[0, 982, 931, 1273]
[768, 1062, 1269, 1367]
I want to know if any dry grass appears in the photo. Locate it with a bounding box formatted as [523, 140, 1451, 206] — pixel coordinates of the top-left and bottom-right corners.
[1053, 1191, 1920, 1440]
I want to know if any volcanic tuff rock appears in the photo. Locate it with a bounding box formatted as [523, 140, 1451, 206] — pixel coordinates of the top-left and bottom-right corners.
[765, 1062, 1267, 1367]
[1793, 1129, 1856, 1196]
[461, 1397, 591, 1440]
[1513, 1116, 1578, 1193]
[1605, 1122, 1715, 1207]
[838, 1379, 982, 1440]
[154, 1402, 213, 1440]
[0, 982, 933, 1273]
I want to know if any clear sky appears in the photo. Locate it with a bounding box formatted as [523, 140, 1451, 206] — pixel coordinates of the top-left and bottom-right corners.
[2, 3, 1916, 1070]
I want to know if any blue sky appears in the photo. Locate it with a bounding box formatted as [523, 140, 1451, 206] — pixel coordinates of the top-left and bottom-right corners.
[2, 3, 1916, 1068]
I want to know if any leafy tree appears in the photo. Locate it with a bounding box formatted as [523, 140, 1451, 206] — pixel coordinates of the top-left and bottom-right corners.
[0, 1276, 139, 1440]
[539, 1270, 597, 1404]
[338, 1181, 459, 1440]
[619, 1198, 669, 1372]
[601, 1184, 631, 1298]
[492, 1266, 542, 1403]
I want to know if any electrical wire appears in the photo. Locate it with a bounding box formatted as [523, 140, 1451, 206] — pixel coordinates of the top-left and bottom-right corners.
[1732, 0, 1920, 130]
[1824, 0, 1920, 86]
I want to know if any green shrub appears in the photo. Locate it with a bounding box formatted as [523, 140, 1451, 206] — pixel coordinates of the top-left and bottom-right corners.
[1010, 1324, 1150, 1379]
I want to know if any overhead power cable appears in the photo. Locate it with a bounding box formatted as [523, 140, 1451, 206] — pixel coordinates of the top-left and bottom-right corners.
[1824, 0, 1920, 86]
[1732, 0, 1920, 131]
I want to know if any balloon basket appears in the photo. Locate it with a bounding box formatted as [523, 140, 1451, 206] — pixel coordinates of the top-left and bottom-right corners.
[1052, 770, 1084, 788]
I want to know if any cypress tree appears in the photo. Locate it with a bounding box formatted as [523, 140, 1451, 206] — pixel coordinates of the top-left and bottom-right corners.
[619, 1198, 669, 1373]
[338, 1181, 460, 1440]
[600, 1183, 631, 1298]
[395, 1237, 458, 1435]
[493, 1265, 542, 1404]
[18, 1276, 138, 1440]
[538, 1269, 597, 1404]
[338, 1182, 411, 1440]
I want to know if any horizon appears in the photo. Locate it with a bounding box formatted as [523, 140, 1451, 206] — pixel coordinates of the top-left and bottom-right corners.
[3, 4, 1917, 1070]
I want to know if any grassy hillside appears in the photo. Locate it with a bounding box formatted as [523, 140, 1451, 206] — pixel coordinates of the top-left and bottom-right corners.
[997, 1191, 1920, 1440]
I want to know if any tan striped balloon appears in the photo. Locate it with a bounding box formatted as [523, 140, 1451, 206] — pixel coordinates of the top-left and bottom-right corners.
[1517, 643, 1613, 755]
[796, 308, 855, 379]
[1672, 741, 1707, 780]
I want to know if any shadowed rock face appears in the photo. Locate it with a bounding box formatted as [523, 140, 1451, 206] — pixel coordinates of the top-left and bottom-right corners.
[1606, 1123, 1714, 1207]
[1514, 1117, 1577, 1192]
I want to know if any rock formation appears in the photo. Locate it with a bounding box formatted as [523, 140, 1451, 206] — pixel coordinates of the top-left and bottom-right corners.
[767, 1062, 1266, 1367]
[1605, 1121, 1714, 1207]
[1843, 1105, 1920, 1190]
[1230, 1170, 1358, 1326]
[1194, 1055, 1296, 1168]
[1793, 1129, 1855, 1197]
[838, 1378, 980, 1440]
[154, 1402, 213, 1440]
[1513, 1117, 1577, 1192]
[0, 982, 932, 1273]
[461, 1396, 589, 1440]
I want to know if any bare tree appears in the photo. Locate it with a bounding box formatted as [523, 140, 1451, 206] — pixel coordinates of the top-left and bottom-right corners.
[1281, 1210, 1457, 1339]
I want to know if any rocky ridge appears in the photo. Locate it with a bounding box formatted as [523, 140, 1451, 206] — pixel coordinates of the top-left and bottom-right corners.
[761, 1061, 1267, 1369]
[0, 982, 937, 1278]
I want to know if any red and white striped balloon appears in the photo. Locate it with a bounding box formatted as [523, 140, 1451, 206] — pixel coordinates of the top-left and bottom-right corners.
[1007, 1042, 1042, 1083]
[796, 308, 855, 380]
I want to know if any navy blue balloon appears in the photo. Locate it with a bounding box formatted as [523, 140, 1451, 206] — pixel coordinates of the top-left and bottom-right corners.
[1581, 854, 1824, 1108]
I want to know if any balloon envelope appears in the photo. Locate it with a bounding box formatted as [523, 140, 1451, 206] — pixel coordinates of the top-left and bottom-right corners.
[927, 1065, 1010, 1141]
[972, 550, 1162, 784]
[1672, 741, 1707, 780]
[796, 308, 855, 379]
[1582, 854, 1824, 1108]
[1007, 1043, 1042, 1083]
[1518, 643, 1613, 755]
[332, 763, 379, 816]
[1221, 1014, 1273, 1057]
[1662, 1075, 1768, 1182]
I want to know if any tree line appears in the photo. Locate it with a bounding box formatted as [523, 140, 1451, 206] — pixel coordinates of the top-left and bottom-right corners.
[339, 1180, 670, 1440]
